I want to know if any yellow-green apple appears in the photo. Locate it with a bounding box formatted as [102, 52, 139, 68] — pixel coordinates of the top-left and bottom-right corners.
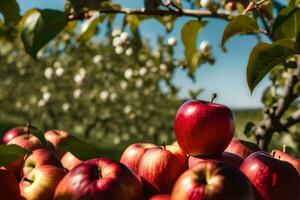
[44, 130, 69, 159]
[240, 151, 300, 200]
[60, 152, 81, 171]
[54, 158, 144, 200]
[189, 152, 243, 168]
[0, 169, 22, 200]
[20, 165, 66, 200]
[174, 100, 234, 156]
[22, 149, 63, 176]
[5, 134, 42, 178]
[225, 138, 260, 159]
[271, 150, 300, 176]
[139, 145, 188, 196]
[149, 194, 170, 200]
[1, 126, 27, 144]
[171, 161, 255, 200]
[120, 143, 157, 175]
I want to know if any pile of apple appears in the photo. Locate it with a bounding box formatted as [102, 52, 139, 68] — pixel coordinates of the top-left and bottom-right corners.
[0, 99, 300, 200]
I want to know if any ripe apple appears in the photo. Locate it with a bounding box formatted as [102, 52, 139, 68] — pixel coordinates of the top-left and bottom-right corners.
[1, 126, 27, 144]
[271, 149, 300, 175]
[171, 161, 255, 200]
[60, 152, 81, 171]
[240, 151, 300, 200]
[20, 165, 66, 200]
[22, 149, 63, 176]
[120, 143, 157, 175]
[139, 145, 188, 196]
[174, 99, 234, 156]
[149, 194, 170, 200]
[54, 158, 144, 200]
[0, 169, 22, 200]
[225, 138, 260, 159]
[5, 134, 42, 178]
[189, 152, 243, 168]
[44, 130, 69, 159]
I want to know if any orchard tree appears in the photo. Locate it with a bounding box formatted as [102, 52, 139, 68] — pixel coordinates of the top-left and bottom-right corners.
[0, 0, 300, 152]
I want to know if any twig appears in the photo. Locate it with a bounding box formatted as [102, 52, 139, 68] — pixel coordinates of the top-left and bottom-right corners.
[243, 0, 270, 15]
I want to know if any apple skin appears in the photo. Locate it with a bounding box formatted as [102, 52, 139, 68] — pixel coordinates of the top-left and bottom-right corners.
[189, 152, 243, 168]
[5, 134, 42, 178]
[171, 161, 255, 200]
[60, 152, 82, 171]
[54, 158, 144, 200]
[120, 143, 157, 175]
[149, 194, 170, 200]
[0, 169, 22, 200]
[174, 100, 234, 156]
[240, 151, 300, 200]
[22, 149, 64, 176]
[139, 145, 188, 196]
[1, 126, 27, 144]
[271, 150, 300, 176]
[20, 165, 66, 200]
[225, 138, 260, 159]
[44, 130, 69, 159]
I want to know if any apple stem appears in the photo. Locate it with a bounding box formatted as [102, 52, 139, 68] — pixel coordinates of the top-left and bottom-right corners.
[282, 145, 286, 153]
[26, 123, 30, 139]
[210, 93, 217, 105]
[162, 143, 166, 150]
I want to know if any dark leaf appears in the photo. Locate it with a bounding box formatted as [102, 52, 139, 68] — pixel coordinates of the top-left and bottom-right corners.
[58, 136, 105, 160]
[29, 125, 48, 147]
[222, 15, 258, 48]
[244, 122, 255, 138]
[0, 145, 30, 166]
[247, 39, 297, 92]
[0, 0, 20, 24]
[21, 9, 67, 59]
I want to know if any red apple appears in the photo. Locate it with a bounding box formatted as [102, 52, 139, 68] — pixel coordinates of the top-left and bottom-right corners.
[44, 130, 69, 159]
[20, 165, 66, 200]
[22, 149, 63, 176]
[120, 143, 157, 175]
[149, 194, 170, 200]
[0, 169, 22, 200]
[225, 138, 260, 159]
[1, 126, 27, 144]
[174, 99, 234, 156]
[5, 134, 42, 178]
[60, 152, 81, 171]
[240, 151, 300, 200]
[271, 150, 300, 175]
[171, 161, 255, 200]
[54, 158, 144, 200]
[189, 152, 243, 168]
[139, 145, 188, 196]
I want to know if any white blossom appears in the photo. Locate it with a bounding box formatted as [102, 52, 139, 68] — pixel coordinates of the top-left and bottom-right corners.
[167, 37, 177, 46]
[112, 29, 121, 37]
[159, 63, 167, 71]
[125, 48, 133, 56]
[55, 67, 64, 77]
[115, 46, 124, 54]
[120, 80, 128, 90]
[73, 89, 82, 99]
[99, 90, 109, 101]
[93, 55, 103, 64]
[120, 32, 129, 42]
[110, 92, 117, 101]
[113, 37, 122, 47]
[62, 103, 70, 112]
[53, 61, 62, 68]
[139, 67, 147, 76]
[42, 92, 51, 102]
[124, 105, 131, 114]
[124, 69, 133, 79]
[44, 67, 53, 80]
[199, 40, 212, 55]
[74, 74, 85, 84]
[135, 79, 143, 88]
[37, 99, 46, 107]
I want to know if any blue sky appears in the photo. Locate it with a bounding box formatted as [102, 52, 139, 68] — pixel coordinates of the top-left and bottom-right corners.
[16, 0, 271, 109]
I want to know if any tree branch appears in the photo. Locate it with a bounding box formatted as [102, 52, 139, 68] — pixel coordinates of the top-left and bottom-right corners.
[68, 7, 231, 21]
[279, 109, 300, 131]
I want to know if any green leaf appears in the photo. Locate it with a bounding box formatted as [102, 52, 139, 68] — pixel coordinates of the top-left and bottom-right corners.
[296, 30, 300, 50]
[155, 15, 178, 32]
[222, 15, 259, 48]
[272, 6, 300, 40]
[29, 125, 48, 147]
[58, 136, 105, 160]
[70, 0, 106, 12]
[181, 20, 207, 74]
[0, 145, 30, 166]
[0, 0, 20, 24]
[78, 12, 105, 42]
[261, 86, 276, 107]
[288, 0, 300, 7]
[20, 9, 67, 59]
[244, 122, 255, 138]
[247, 39, 297, 92]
